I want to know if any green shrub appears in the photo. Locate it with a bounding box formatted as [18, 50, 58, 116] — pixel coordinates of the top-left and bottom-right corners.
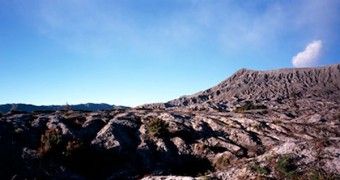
[248, 163, 269, 175]
[234, 103, 267, 113]
[276, 155, 297, 178]
[145, 118, 169, 138]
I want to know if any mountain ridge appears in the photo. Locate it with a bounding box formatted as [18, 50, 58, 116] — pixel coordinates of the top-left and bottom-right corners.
[0, 103, 129, 114]
[139, 63, 340, 111]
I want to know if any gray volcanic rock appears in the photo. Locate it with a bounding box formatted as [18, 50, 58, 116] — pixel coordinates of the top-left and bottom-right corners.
[0, 64, 339, 179]
[140, 64, 340, 112]
[3, 107, 338, 179]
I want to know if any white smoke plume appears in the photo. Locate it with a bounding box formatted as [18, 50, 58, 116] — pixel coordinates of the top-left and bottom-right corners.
[292, 40, 322, 67]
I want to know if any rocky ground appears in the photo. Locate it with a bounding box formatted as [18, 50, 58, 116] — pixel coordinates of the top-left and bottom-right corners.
[0, 106, 339, 179]
[1, 64, 339, 179]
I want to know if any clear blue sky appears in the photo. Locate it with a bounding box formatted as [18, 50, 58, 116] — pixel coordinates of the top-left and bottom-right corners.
[1, 0, 339, 107]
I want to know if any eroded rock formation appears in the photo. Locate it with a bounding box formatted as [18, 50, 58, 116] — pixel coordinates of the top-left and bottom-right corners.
[0, 64, 339, 179]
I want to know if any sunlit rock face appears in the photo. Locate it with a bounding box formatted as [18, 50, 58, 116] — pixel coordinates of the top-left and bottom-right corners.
[141, 64, 340, 113]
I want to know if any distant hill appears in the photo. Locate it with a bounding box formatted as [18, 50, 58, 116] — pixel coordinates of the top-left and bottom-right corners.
[0, 103, 129, 114]
[140, 63, 340, 112]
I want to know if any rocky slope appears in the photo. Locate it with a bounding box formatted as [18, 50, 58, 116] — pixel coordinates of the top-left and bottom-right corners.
[0, 64, 339, 179]
[1, 108, 339, 179]
[140, 64, 340, 112]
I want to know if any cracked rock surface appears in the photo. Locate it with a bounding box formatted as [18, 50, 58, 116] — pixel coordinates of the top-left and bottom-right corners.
[0, 64, 339, 179]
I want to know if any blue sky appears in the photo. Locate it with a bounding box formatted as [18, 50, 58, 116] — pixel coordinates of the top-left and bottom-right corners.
[1, 0, 339, 107]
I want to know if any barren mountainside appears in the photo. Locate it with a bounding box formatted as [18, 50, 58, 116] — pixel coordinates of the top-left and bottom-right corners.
[141, 64, 340, 112]
[0, 64, 339, 179]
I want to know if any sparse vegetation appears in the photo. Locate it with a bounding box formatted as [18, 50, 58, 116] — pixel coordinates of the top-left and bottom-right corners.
[64, 139, 85, 157]
[276, 154, 297, 178]
[234, 103, 267, 113]
[273, 118, 282, 124]
[214, 155, 230, 170]
[145, 118, 169, 138]
[302, 169, 339, 180]
[1, 65, 340, 179]
[336, 113, 340, 120]
[248, 163, 269, 176]
[40, 128, 64, 155]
